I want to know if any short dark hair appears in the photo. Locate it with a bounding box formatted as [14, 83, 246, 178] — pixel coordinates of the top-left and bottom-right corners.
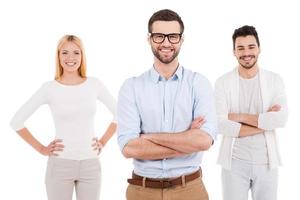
[232, 25, 260, 49]
[148, 9, 184, 33]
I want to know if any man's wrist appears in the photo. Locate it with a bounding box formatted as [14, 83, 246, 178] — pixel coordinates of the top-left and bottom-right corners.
[229, 113, 241, 123]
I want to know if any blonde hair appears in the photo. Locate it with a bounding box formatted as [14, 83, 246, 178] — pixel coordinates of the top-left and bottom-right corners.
[55, 35, 87, 80]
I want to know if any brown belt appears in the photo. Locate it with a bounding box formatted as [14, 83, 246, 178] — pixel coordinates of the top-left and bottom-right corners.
[127, 169, 202, 189]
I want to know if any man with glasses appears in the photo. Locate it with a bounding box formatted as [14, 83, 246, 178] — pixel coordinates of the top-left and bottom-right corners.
[215, 25, 288, 200]
[117, 9, 217, 200]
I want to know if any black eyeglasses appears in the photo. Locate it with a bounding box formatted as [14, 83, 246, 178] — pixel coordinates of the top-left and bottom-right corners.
[150, 33, 182, 44]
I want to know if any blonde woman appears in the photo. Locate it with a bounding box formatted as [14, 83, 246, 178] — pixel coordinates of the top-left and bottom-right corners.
[10, 35, 117, 200]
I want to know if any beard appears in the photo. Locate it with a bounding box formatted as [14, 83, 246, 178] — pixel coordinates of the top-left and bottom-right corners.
[151, 46, 180, 64]
[238, 55, 258, 69]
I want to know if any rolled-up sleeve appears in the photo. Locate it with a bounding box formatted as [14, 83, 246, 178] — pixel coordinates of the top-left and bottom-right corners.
[193, 74, 218, 140]
[117, 78, 141, 151]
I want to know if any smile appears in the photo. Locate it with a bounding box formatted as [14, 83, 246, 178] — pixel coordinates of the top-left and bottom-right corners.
[240, 55, 255, 61]
[65, 62, 77, 67]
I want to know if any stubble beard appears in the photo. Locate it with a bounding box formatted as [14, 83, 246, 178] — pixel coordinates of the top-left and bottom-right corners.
[152, 47, 179, 64]
[239, 55, 258, 69]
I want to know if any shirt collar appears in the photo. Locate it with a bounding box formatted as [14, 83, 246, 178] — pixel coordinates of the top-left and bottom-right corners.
[150, 65, 183, 83]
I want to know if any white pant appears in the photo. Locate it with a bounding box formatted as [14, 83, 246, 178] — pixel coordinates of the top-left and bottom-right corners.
[45, 157, 101, 200]
[221, 159, 278, 200]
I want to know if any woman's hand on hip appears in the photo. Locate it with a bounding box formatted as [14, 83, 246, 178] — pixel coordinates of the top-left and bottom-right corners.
[40, 139, 64, 156]
[92, 137, 104, 155]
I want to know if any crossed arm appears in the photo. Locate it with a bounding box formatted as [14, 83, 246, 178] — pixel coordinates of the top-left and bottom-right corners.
[228, 105, 281, 137]
[122, 117, 213, 160]
[119, 77, 216, 160]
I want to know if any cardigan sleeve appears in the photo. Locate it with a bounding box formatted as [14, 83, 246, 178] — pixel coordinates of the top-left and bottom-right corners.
[215, 78, 241, 138]
[258, 75, 288, 130]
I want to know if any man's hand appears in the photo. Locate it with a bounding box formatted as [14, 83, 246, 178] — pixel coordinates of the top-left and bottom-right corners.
[190, 116, 206, 129]
[268, 104, 281, 112]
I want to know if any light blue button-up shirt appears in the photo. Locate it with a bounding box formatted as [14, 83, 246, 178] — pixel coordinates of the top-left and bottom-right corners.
[117, 66, 217, 178]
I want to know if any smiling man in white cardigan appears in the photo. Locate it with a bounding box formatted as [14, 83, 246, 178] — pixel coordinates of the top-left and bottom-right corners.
[215, 25, 288, 200]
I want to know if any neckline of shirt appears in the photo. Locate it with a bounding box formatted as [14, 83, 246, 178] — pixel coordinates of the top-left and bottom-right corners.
[54, 77, 89, 87]
[239, 73, 259, 81]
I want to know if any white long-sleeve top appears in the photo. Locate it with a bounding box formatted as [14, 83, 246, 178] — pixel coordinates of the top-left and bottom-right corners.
[10, 77, 117, 160]
[215, 68, 288, 170]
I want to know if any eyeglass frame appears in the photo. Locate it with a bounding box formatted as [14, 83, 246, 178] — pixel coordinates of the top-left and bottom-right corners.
[149, 32, 183, 44]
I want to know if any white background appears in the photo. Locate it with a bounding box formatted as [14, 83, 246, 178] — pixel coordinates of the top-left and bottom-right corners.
[0, 0, 299, 199]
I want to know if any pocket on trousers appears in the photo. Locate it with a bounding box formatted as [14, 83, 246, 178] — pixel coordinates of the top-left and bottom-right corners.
[197, 178, 209, 200]
[171, 178, 209, 200]
[45, 157, 54, 184]
[126, 184, 156, 200]
[79, 158, 101, 181]
[50, 157, 76, 180]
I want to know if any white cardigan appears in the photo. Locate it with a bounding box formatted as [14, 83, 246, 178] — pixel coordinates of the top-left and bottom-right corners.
[215, 68, 288, 170]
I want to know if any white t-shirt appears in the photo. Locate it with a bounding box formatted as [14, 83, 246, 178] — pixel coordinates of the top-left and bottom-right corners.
[232, 74, 269, 164]
[10, 77, 117, 160]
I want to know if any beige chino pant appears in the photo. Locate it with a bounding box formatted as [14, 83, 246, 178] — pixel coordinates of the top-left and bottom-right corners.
[126, 177, 209, 200]
[45, 157, 101, 200]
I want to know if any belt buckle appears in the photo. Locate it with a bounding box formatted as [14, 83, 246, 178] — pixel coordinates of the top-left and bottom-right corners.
[160, 180, 172, 188]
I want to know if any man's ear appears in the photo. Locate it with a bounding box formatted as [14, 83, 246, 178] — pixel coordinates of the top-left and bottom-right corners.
[147, 34, 151, 45]
[180, 34, 184, 44]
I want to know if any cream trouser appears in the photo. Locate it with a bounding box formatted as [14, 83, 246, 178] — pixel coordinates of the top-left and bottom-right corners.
[222, 159, 278, 200]
[45, 157, 101, 200]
